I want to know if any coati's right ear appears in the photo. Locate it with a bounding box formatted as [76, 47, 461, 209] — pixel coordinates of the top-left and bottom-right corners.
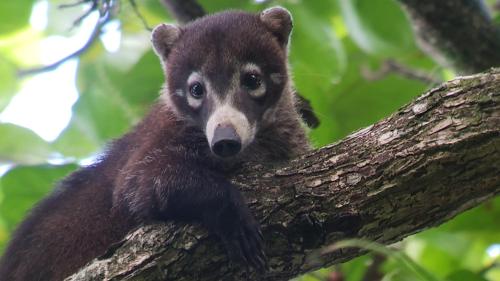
[260, 6, 293, 48]
[151, 23, 181, 61]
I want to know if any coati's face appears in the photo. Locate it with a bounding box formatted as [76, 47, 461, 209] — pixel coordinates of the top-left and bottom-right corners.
[152, 7, 293, 159]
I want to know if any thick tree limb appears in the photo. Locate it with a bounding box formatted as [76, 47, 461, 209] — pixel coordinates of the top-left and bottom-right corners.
[66, 69, 500, 281]
[397, 0, 500, 74]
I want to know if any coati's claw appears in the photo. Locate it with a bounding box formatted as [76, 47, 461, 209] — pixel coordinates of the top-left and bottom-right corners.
[225, 222, 267, 272]
[212, 202, 267, 272]
[238, 222, 267, 272]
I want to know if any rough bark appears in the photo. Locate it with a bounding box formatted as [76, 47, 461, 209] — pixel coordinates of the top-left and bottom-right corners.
[66, 69, 500, 281]
[397, 0, 500, 74]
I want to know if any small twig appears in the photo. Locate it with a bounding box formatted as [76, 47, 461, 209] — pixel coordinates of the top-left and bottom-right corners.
[361, 59, 442, 85]
[479, 261, 499, 276]
[18, 0, 114, 77]
[58, 0, 91, 9]
[129, 0, 152, 31]
[71, 1, 98, 28]
[361, 254, 385, 281]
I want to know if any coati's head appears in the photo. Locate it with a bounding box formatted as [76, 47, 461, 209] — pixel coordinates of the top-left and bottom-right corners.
[152, 7, 293, 159]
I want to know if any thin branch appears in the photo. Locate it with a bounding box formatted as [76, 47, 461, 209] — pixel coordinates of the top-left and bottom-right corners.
[361, 59, 442, 85]
[361, 255, 385, 281]
[58, 0, 92, 9]
[18, 0, 114, 77]
[129, 0, 152, 31]
[67, 1, 98, 29]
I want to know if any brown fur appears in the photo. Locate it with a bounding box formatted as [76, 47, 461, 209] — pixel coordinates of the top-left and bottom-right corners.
[0, 8, 309, 280]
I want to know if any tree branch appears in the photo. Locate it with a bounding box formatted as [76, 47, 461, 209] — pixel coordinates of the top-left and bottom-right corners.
[18, 0, 114, 77]
[396, 0, 500, 74]
[66, 69, 500, 281]
[361, 59, 442, 85]
[160, 0, 205, 24]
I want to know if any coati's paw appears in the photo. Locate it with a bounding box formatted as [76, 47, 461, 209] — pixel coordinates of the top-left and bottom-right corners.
[222, 211, 267, 272]
[205, 204, 267, 272]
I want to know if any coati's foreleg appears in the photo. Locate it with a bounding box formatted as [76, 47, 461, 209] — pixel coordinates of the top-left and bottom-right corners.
[115, 159, 267, 271]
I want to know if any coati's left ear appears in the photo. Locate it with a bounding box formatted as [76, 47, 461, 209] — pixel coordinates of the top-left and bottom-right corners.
[260, 6, 293, 47]
[151, 23, 181, 61]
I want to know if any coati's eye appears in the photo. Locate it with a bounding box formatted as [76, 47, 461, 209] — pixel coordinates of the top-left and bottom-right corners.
[189, 82, 204, 99]
[242, 73, 262, 91]
[241, 64, 266, 99]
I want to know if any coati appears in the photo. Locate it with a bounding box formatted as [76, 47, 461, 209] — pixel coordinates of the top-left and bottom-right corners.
[0, 6, 310, 280]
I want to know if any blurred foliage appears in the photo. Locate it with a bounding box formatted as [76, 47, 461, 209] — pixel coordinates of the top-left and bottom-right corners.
[0, 0, 498, 280]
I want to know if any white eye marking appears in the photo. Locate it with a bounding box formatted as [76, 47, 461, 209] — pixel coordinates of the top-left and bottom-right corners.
[175, 89, 184, 97]
[187, 72, 203, 85]
[186, 72, 204, 109]
[205, 100, 256, 150]
[187, 95, 203, 109]
[242, 63, 266, 98]
[242, 63, 261, 74]
[270, 73, 283, 85]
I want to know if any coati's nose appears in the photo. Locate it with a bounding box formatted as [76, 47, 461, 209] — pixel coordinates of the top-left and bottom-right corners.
[211, 125, 242, 158]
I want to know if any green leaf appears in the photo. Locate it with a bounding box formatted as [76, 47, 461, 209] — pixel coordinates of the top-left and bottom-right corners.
[0, 0, 35, 35]
[281, 2, 346, 147]
[338, 0, 416, 55]
[54, 42, 140, 159]
[332, 239, 442, 281]
[339, 254, 372, 281]
[118, 0, 172, 32]
[0, 164, 77, 250]
[438, 197, 500, 234]
[0, 123, 52, 165]
[308, 38, 431, 146]
[199, 0, 256, 13]
[0, 57, 17, 111]
[45, 0, 88, 35]
[446, 270, 488, 281]
[110, 50, 163, 114]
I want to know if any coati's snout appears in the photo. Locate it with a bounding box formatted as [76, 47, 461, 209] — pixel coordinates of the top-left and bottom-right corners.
[210, 124, 241, 157]
[205, 100, 256, 158]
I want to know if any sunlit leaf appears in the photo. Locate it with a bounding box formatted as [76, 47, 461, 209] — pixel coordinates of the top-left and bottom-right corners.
[0, 58, 17, 111]
[119, 0, 172, 32]
[109, 50, 163, 115]
[331, 239, 442, 281]
[0, 164, 77, 250]
[200, 0, 256, 13]
[0, 0, 35, 35]
[54, 42, 139, 159]
[0, 123, 51, 165]
[338, 0, 416, 56]
[446, 269, 488, 281]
